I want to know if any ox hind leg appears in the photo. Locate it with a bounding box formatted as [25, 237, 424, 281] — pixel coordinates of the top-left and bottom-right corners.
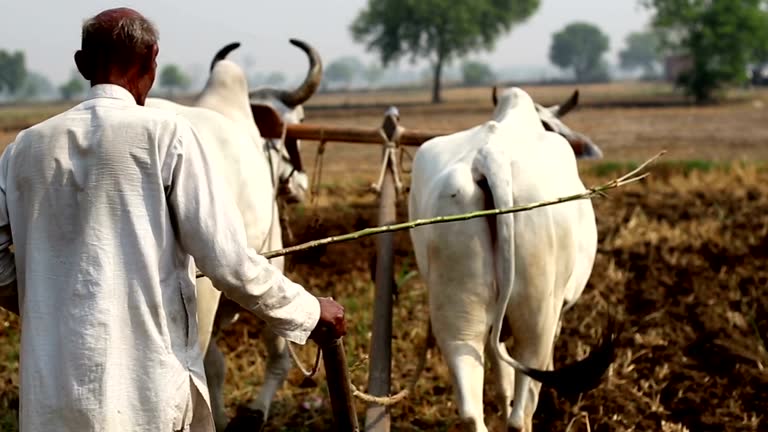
[505, 267, 560, 432]
[227, 251, 292, 431]
[426, 238, 496, 429]
[204, 335, 228, 431]
[486, 317, 515, 422]
[433, 311, 490, 432]
[195, 277, 232, 432]
[242, 329, 292, 425]
[203, 296, 242, 432]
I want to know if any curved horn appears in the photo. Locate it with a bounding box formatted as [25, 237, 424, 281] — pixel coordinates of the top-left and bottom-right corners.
[492, 85, 498, 107]
[209, 42, 241, 72]
[555, 89, 579, 117]
[253, 38, 322, 107]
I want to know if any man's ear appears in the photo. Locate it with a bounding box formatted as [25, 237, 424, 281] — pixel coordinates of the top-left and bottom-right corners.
[74, 50, 92, 81]
[138, 44, 159, 75]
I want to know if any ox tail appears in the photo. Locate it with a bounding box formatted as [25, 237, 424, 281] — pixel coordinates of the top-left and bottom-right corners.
[471, 144, 528, 377]
[472, 142, 618, 397]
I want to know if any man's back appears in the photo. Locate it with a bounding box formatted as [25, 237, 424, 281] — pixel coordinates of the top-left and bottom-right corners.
[0, 7, 347, 431]
[2, 84, 212, 432]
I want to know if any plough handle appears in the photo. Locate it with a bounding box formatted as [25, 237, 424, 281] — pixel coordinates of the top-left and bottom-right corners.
[320, 337, 360, 431]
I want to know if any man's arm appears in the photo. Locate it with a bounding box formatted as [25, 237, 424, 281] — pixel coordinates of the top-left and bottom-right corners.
[162, 118, 339, 345]
[0, 144, 17, 316]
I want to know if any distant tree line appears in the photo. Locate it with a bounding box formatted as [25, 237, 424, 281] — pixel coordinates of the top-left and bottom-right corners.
[348, 0, 768, 104]
[4, 0, 768, 105]
[0, 48, 206, 103]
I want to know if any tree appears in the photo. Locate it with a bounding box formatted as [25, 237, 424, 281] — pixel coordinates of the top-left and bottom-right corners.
[364, 61, 385, 87]
[324, 56, 365, 89]
[641, 0, 768, 103]
[264, 71, 287, 87]
[549, 22, 611, 82]
[619, 31, 662, 78]
[351, 0, 540, 104]
[19, 71, 55, 101]
[461, 60, 496, 86]
[58, 69, 89, 101]
[159, 64, 190, 96]
[59, 78, 85, 101]
[0, 49, 28, 96]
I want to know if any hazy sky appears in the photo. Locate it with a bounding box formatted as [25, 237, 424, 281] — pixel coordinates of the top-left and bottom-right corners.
[0, 1, 653, 84]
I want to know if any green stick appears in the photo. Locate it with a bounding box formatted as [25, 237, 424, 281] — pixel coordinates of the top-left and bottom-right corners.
[196, 151, 664, 278]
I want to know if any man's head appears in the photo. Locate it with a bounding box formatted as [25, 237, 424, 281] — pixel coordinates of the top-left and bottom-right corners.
[74, 8, 159, 105]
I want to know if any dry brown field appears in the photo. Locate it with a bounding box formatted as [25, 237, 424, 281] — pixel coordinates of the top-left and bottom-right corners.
[1, 82, 768, 431]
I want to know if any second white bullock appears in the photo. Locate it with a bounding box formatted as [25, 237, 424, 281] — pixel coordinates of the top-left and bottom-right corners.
[408, 86, 615, 432]
[146, 39, 322, 431]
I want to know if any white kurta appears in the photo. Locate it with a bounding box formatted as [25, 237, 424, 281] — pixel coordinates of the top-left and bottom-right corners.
[0, 84, 320, 432]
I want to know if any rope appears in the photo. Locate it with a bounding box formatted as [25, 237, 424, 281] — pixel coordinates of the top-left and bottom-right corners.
[287, 341, 323, 378]
[281, 313, 432, 407]
[399, 145, 414, 175]
[310, 138, 327, 206]
[348, 319, 432, 406]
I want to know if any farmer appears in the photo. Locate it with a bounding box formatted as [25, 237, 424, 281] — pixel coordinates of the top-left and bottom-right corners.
[0, 7, 345, 432]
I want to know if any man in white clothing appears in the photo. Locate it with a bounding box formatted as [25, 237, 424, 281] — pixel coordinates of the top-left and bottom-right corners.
[0, 7, 345, 432]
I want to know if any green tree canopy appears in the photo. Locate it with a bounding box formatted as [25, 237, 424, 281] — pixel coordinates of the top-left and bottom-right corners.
[264, 71, 287, 86]
[461, 60, 495, 86]
[549, 22, 611, 82]
[641, 0, 768, 102]
[159, 64, 191, 96]
[19, 71, 54, 101]
[619, 31, 662, 77]
[351, 0, 540, 103]
[59, 70, 87, 101]
[0, 49, 28, 95]
[364, 61, 386, 87]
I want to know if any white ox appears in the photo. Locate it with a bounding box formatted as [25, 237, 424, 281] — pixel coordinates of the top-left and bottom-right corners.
[145, 39, 322, 431]
[407, 86, 615, 432]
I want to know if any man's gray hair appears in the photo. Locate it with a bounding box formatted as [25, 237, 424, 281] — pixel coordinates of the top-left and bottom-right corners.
[81, 10, 159, 68]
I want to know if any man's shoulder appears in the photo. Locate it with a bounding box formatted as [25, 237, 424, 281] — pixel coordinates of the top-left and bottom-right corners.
[127, 103, 189, 129]
[10, 103, 83, 145]
[138, 103, 201, 137]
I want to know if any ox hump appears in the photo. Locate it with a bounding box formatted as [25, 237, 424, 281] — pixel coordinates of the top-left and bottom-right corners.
[208, 60, 249, 94]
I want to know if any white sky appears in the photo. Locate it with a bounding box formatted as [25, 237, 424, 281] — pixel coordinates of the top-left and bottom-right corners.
[0, 0, 653, 84]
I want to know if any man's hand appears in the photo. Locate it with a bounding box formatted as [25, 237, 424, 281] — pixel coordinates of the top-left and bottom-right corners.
[309, 297, 346, 344]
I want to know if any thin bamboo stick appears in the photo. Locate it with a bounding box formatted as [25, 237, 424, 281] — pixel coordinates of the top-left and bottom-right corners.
[194, 151, 664, 279]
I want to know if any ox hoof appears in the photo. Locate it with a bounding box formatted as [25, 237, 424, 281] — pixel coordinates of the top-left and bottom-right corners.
[223, 407, 265, 432]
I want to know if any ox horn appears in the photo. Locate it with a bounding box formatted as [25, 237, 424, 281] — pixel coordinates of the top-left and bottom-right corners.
[492, 85, 498, 107]
[555, 89, 579, 118]
[264, 39, 323, 107]
[209, 42, 241, 72]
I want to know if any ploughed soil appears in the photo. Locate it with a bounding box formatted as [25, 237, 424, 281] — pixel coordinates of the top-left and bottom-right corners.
[0, 84, 766, 430]
[0, 166, 766, 431]
[208, 166, 767, 431]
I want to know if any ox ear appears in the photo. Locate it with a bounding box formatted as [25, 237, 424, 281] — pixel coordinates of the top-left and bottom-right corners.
[250, 104, 285, 139]
[555, 89, 579, 118]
